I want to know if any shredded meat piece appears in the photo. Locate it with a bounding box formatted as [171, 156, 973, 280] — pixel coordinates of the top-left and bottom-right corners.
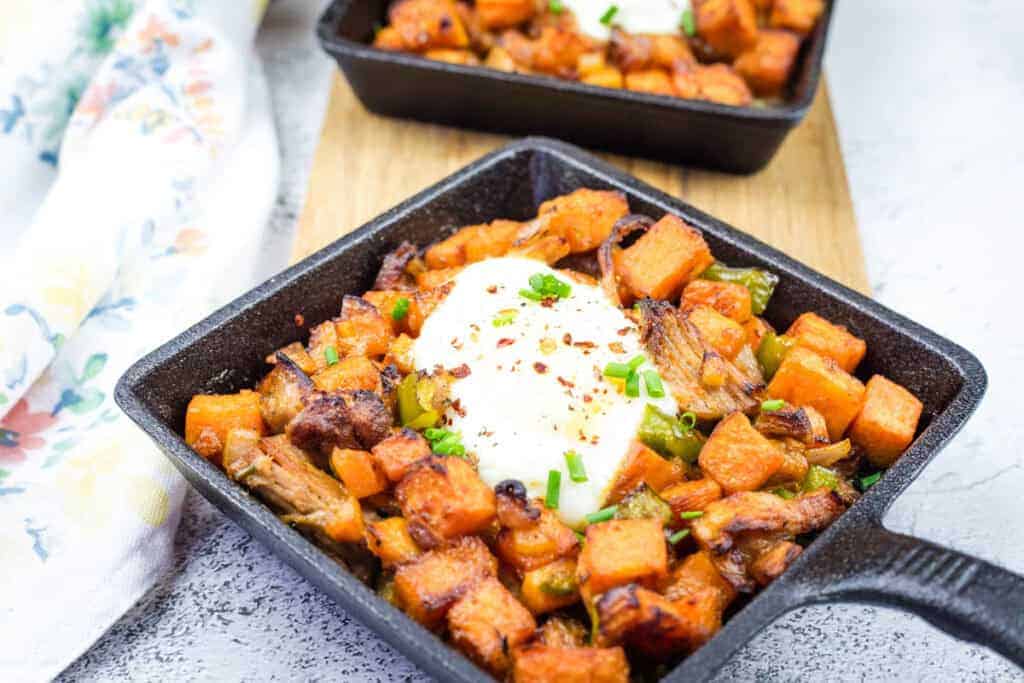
[286, 390, 391, 458]
[639, 299, 764, 420]
[755, 405, 829, 446]
[258, 351, 314, 433]
[373, 240, 419, 291]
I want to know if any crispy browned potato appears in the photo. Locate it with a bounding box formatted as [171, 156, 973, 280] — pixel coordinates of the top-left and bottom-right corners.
[682, 279, 753, 323]
[265, 341, 317, 375]
[607, 440, 684, 503]
[848, 375, 923, 467]
[699, 412, 784, 493]
[694, 0, 759, 59]
[496, 505, 579, 572]
[618, 215, 715, 302]
[396, 455, 497, 548]
[767, 346, 866, 440]
[673, 62, 754, 106]
[389, 0, 469, 51]
[531, 25, 592, 77]
[770, 0, 824, 35]
[335, 295, 394, 359]
[743, 316, 774, 351]
[312, 355, 381, 393]
[495, 479, 544, 530]
[448, 576, 537, 674]
[734, 29, 801, 96]
[513, 644, 630, 683]
[365, 516, 422, 567]
[659, 550, 736, 646]
[521, 557, 580, 614]
[624, 68, 676, 96]
[394, 535, 497, 625]
[425, 48, 481, 65]
[371, 428, 432, 482]
[330, 447, 389, 499]
[595, 584, 699, 655]
[372, 25, 407, 51]
[786, 312, 867, 374]
[535, 188, 630, 254]
[659, 478, 723, 521]
[475, 0, 537, 30]
[749, 539, 802, 586]
[185, 391, 265, 465]
[686, 304, 748, 360]
[578, 518, 667, 596]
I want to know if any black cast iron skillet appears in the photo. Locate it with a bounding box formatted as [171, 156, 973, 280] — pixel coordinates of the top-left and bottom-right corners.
[116, 138, 1022, 681]
[317, 0, 836, 174]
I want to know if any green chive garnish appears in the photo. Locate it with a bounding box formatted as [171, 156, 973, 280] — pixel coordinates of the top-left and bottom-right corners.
[680, 9, 696, 37]
[549, 0, 564, 13]
[669, 528, 690, 544]
[627, 354, 645, 370]
[574, 529, 586, 542]
[625, 370, 640, 398]
[545, 470, 562, 509]
[859, 471, 882, 491]
[391, 297, 410, 321]
[773, 487, 796, 500]
[565, 450, 587, 483]
[600, 4, 619, 26]
[585, 505, 617, 525]
[680, 411, 697, 430]
[523, 272, 572, 301]
[679, 510, 704, 520]
[324, 345, 339, 366]
[493, 309, 518, 327]
[603, 362, 631, 379]
[519, 288, 545, 301]
[761, 399, 785, 412]
[425, 428, 466, 457]
[643, 370, 665, 398]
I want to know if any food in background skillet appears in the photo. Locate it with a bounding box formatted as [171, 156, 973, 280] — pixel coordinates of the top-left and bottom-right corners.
[184, 188, 922, 681]
[370, 0, 826, 107]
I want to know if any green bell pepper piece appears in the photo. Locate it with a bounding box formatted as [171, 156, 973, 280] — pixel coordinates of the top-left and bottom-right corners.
[637, 404, 705, 464]
[700, 262, 780, 315]
[756, 332, 796, 380]
[802, 464, 839, 492]
[614, 484, 673, 525]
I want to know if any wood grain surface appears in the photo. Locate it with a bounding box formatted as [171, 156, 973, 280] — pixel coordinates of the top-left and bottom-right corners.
[294, 74, 867, 294]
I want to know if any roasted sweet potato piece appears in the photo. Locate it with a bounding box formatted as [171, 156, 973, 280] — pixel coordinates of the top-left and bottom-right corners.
[849, 375, 923, 467]
[449, 577, 537, 674]
[485, 44, 524, 72]
[659, 551, 736, 647]
[426, 226, 476, 269]
[694, 0, 759, 59]
[755, 404, 829, 446]
[672, 61, 753, 106]
[521, 558, 580, 614]
[365, 516, 422, 567]
[743, 316, 773, 351]
[497, 506, 579, 572]
[749, 539, 802, 586]
[335, 295, 394, 359]
[265, 341, 317, 375]
[406, 282, 453, 335]
[495, 479, 543, 530]
[475, 0, 536, 30]
[185, 390, 265, 465]
[535, 188, 630, 254]
[531, 25, 592, 77]
[785, 312, 867, 374]
[312, 355, 381, 393]
[686, 304, 748, 360]
[770, 0, 824, 35]
[509, 234, 571, 264]
[612, 32, 695, 72]
[513, 644, 629, 683]
[618, 215, 715, 302]
[624, 69, 675, 96]
[464, 219, 522, 263]
[578, 519, 667, 596]
[734, 29, 801, 96]
[394, 535, 497, 625]
[396, 455, 497, 548]
[767, 346, 866, 440]
[682, 279, 752, 323]
[372, 25, 406, 51]
[425, 48, 480, 65]
[257, 353, 314, 433]
[307, 319, 340, 372]
[660, 478, 723, 520]
[699, 412, 784, 493]
[595, 584, 700, 655]
[371, 428, 432, 482]
[581, 66, 625, 89]
[384, 333, 416, 373]
[608, 441, 684, 503]
[330, 447, 388, 499]
[389, 0, 469, 50]
[364, 290, 413, 335]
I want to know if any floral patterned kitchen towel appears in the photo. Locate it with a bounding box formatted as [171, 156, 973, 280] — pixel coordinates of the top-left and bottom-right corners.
[0, 1, 278, 679]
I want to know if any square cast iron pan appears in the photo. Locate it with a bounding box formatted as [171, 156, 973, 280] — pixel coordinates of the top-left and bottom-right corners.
[117, 138, 1023, 681]
[317, 0, 836, 174]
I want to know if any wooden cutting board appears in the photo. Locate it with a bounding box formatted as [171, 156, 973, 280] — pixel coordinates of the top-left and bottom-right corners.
[294, 74, 868, 295]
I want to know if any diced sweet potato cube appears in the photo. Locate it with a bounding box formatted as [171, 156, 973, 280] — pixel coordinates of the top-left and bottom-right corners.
[415, 266, 462, 290]
[849, 375, 923, 467]
[372, 26, 406, 51]
[389, 0, 469, 51]
[509, 234, 571, 264]
[313, 356, 381, 393]
[307, 319, 340, 372]
[686, 304, 748, 360]
[659, 551, 736, 646]
[513, 645, 630, 683]
[624, 69, 676, 96]
[521, 558, 580, 614]
[618, 215, 715, 302]
[694, 0, 759, 59]
[265, 341, 317, 375]
[497, 507, 579, 572]
[582, 66, 625, 89]
[363, 290, 412, 335]
[650, 34, 696, 69]
[659, 478, 723, 520]
[394, 536, 497, 625]
[334, 296, 394, 359]
[424, 48, 480, 65]
[743, 316, 773, 351]
[385, 333, 416, 373]
[672, 62, 753, 106]
[734, 29, 801, 96]
[371, 428, 431, 482]
[578, 518, 667, 595]
[448, 577, 537, 674]
[770, 0, 824, 35]
[683, 279, 753, 323]
[396, 455, 497, 548]
[595, 584, 699, 654]
[426, 226, 476, 269]
[406, 282, 453, 336]
[185, 390, 264, 464]
[530, 26, 592, 77]
[785, 312, 867, 374]
[464, 219, 522, 263]
[767, 346, 866, 440]
[536, 188, 629, 254]
[699, 412, 784, 493]
[366, 516, 422, 567]
[475, 0, 536, 30]
[608, 441, 684, 503]
[330, 447, 388, 498]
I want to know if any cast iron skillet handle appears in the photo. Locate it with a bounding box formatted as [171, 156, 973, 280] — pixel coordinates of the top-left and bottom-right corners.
[799, 524, 1024, 666]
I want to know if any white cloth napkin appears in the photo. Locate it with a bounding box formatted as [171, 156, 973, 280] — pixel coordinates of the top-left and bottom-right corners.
[0, 1, 278, 679]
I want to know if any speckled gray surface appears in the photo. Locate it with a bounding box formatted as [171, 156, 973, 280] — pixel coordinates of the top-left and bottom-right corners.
[59, 1, 1024, 681]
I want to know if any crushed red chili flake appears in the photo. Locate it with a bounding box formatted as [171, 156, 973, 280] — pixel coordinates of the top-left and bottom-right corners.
[451, 337, 463, 350]
[498, 338, 515, 347]
[533, 362, 548, 374]
[294, 313, 305, 327]
[608, 341, 625, 354]
[486, 285, 498, 294]
[617, 326, 630, 336]
[574, 341, 597, 349]
[562, 333, 573, 345]
[590, 436, 600, 445]
[452, 398, 467, 417]
[540, 298, 555, 308]
[556, 376, 574, 388]
[450, 364, 471, 378]
[583, 394, 593, 403]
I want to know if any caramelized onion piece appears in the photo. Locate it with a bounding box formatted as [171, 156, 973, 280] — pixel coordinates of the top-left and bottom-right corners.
[598, 214, 655, 307]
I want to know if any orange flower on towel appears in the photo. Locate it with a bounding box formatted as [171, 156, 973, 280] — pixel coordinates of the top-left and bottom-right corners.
[138, 16, 180, 53]
[0, 400, 58, 464]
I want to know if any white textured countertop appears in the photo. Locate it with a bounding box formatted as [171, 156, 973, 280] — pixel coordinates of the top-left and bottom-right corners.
[60, 1, 1024, 680]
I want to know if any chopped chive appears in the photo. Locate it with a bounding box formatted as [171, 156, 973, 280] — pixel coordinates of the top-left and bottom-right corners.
[761, 399, 785, 412]
[679, 510, 704, 520]
[565, 450, 588, 483]
[625, 370, 640, 397]
[680, 9, 695, 37]
[669, 528, 690, 544]
[574, 529, 586, 542]
[679, 411, 697, 430]
[772, 487, 796, 500]
[493, 309, 518, 327]
[545, 470, 562, 509]
[628, 354, 646, 370]
[600, 4, 619, 26]
[519, 288, 545, 301]
[529, 273, 546, 292]
[643, 370, 665, 398]
[425, 427, 465, 457]
[549, 0, 564, 13]
[604, 362, 631, 379]
[424, 428, 446, 440]
[391, 297, 410, 321]
[585, 505, 618, 525]
[525, 272, 572, 300]
[324, 345, 339, 366]
[859, 471, 882, 491]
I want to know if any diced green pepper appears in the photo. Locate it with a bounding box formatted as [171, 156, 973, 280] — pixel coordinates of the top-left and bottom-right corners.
[700, 262, 780, 315]
[756, 332, 796, 380]
[802, 465, 839, 492]
[397, 373, 442, 429]
[405, 410, 439, 431]
[637, 404, 706, 464]
[539, 573, 578, 597]
[614, 484, 673, 525]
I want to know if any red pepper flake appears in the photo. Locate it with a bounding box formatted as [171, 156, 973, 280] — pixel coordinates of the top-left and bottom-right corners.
[574, 341, 597, 349]
[452, 398, 467, 417]
[608, 341, 625, 354]
[498, 338, 515, 347]
[486, 285, 498, 294]
[294, 313, 305, 327]
[562, 333, 573, 345]
[451, 337, 463, 350]
[450, 363, 471, 378]
[556, 376, 575, 388]
[617, 326, 631, 336]
[590, 436, 600, 445]
[540, 298, 555, 308]
[583, 394, 593, 403]
[533, 362, 548, 374]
